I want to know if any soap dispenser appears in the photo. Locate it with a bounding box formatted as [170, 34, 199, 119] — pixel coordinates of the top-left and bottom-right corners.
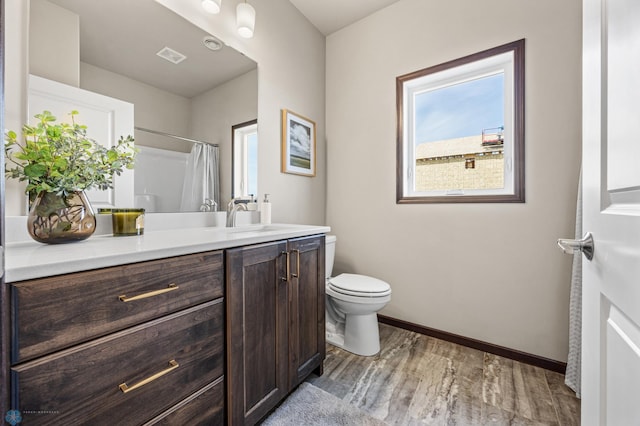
[247, 194, 258, 211]
[260, 194, 271, 225]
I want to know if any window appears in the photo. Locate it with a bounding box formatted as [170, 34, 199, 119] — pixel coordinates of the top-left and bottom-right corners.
[232, 119, 258, 198]
[396, 39, 525, 203]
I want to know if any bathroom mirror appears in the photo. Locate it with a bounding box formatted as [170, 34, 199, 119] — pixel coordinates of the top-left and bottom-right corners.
[22, 0, 258, 213]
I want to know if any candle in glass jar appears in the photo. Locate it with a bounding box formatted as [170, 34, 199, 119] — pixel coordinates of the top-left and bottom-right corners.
[111, 208, 145, 236]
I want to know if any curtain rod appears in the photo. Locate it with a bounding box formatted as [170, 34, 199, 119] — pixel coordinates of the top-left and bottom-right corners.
[134, 126, 218, 147]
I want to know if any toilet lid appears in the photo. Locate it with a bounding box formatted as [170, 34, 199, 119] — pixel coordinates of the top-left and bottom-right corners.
[328, 273, 391, 296]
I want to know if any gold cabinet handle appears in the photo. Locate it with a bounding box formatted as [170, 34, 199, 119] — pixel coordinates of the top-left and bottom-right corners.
[119, 283, 179, 302]
[291, 249, 300, 278]
[119, 359, 179, 393]
[281, 251, 290, 281]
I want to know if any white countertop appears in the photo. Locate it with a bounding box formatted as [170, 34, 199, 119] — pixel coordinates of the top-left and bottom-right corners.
[6, 223, 330, 283]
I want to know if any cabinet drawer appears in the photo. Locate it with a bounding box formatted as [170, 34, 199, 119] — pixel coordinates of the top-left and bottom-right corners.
[11, 250, 224, 362]
[11, 300, 224, 426]
[145, 377, 224, 425]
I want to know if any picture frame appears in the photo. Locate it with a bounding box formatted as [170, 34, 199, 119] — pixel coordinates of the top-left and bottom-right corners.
[281, 109, 316, 177]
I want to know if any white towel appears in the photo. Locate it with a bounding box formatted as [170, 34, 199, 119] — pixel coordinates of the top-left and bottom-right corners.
[565, 170, 582, 398]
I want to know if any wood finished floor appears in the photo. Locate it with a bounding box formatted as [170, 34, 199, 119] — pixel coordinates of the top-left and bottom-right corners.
[308, 324, 580, 425]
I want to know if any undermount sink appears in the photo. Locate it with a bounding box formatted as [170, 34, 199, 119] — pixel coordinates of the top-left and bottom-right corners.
[224, 224, 286, 233]
[207, 224, 302, 234]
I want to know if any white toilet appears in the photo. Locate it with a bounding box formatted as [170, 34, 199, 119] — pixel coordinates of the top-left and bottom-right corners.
[325, 235, 392, 356]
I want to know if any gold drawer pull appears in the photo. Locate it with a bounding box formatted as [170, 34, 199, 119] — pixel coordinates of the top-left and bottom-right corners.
[119, 283, 179, 302]
[119, 359, 179, 393]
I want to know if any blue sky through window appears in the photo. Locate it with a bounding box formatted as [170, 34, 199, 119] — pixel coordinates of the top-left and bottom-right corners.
[247, 133, 258, 196]
[415, 73, 504, 144]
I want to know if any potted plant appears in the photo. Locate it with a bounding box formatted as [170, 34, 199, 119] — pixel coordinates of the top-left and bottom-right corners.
[4, 110, 136, 244]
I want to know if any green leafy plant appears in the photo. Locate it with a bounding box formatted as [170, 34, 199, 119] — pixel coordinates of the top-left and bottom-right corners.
[4, 110, 136, 197]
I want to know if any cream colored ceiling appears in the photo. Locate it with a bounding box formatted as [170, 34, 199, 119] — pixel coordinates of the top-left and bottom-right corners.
[47, 0, 256, 98]
[43, 0, 400, 98]
[288, 0, 402, 36]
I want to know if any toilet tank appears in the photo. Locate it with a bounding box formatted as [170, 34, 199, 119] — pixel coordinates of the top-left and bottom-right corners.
[325, 235, 336, 279]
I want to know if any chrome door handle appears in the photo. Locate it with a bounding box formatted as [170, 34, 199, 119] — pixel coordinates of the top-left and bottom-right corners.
[557, 232, 594, 261]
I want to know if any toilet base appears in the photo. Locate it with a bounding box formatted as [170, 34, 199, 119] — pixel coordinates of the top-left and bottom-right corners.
[326, 312, 381, 357]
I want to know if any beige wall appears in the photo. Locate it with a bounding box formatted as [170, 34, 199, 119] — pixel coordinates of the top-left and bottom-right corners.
[326, 0, 582, 361]
[5, 0, 326, 224]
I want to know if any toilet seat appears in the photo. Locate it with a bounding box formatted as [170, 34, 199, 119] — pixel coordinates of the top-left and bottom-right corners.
[328, 273, 391, 298]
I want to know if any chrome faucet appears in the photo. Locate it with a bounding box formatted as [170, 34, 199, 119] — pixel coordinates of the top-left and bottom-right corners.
[227, 200, 248, 227]
[199, 198, 217, 212]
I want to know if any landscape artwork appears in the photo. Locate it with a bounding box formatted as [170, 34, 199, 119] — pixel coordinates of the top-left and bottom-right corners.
[281, 109, 316, 177]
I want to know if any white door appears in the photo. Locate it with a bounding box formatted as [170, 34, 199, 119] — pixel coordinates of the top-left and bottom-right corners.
[28, 74, 135, 209]
[582, 0, 640, 423]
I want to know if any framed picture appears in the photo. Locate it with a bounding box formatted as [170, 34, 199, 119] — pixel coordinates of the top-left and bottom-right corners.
[281, 109, 316, 177]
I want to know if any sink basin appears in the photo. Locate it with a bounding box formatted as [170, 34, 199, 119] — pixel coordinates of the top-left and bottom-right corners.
[207, 224, 302, 234]
[202, 223, 329, 242]
[224, 224, 286, 233]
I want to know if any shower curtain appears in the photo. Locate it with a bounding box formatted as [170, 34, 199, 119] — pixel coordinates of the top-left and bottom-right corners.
[180, 143, 220, 212]
[565, 171, 582, 397]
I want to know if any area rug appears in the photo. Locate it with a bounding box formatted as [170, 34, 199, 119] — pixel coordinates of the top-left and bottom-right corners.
[262, 382, 387, 425]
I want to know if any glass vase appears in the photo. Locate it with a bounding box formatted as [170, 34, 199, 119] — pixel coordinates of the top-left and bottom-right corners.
[27, 191, 97, 244]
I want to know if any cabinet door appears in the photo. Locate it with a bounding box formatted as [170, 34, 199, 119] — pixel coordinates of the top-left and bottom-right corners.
[227, 241, 289, 425]
[288, 235, 325, 389]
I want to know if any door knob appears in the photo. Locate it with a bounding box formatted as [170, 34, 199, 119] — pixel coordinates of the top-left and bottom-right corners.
[557, 232, 594, 261]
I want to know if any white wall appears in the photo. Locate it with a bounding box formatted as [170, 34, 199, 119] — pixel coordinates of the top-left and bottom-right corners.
[326, 0, 582, 361]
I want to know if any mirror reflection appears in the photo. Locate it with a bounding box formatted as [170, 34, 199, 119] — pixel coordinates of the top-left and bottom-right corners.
[232, 119, 258, 200]
[28, 0, 258, 212]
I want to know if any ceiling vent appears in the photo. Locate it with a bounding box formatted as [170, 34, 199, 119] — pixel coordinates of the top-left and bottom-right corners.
[156, 47, 187, 64]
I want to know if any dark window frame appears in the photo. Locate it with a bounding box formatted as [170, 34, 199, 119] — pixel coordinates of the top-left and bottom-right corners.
[396, 39, 525, 204]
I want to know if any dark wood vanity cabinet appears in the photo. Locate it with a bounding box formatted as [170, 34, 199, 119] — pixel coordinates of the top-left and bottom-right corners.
[7, 233, 326, 425]
[226, 235, 325, 425]
[9, 251, 226, 425]
[287, 236, 326, 390]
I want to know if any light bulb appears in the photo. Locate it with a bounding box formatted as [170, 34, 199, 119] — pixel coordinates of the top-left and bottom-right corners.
[236, 3, 255, 39]
[202, 0, 221, 14]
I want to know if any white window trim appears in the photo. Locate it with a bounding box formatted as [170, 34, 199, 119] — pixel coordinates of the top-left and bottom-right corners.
[233, 121, 258, 198]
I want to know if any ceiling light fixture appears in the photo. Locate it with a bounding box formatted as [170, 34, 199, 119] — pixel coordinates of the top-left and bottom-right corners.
[236, 1, 255, 39]
[202, 35, 223, 51]
[202, 0, 222, 14]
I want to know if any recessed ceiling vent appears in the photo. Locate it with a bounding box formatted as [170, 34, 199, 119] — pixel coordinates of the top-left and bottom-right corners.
[156, 46, 187, 64]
